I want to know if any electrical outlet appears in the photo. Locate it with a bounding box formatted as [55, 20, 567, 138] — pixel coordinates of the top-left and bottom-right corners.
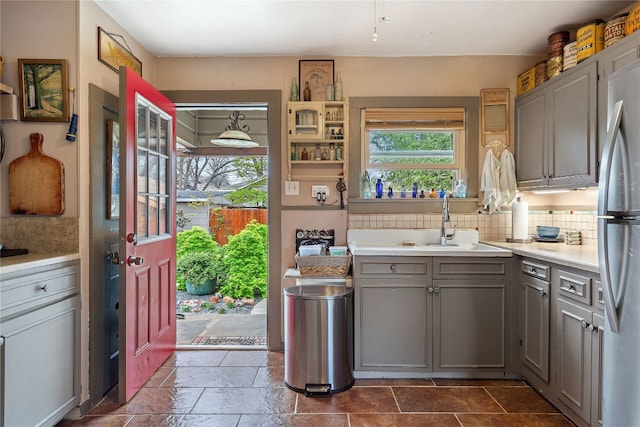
[311, 185, 329, 198]
[285, 180, 299, 196]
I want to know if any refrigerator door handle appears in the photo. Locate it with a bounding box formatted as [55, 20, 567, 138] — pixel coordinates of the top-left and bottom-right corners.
[598, 100, 623, 333]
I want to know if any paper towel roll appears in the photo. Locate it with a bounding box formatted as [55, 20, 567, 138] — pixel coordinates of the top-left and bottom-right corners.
[512, 199, 529, 240]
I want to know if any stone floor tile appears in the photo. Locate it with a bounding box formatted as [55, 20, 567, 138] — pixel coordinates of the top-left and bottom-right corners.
[393, 386, 504, 413]
[191, 387, 297, 414]
[349, 413, 462, 427]
[253, 366, 286, 387]
[55, 415, 132, 426]
[296, 386, 399, 414]
[169, 350, 228, 367]
[161, 366, 258, 388]
[122, 414, 184, 426]
[434, 378, 526, 387]
[456, 413, 575, 426]
[178, 415, 241, 426]
[355, 378, 436, 387]
[238, 413, 349, 426]
[144, 366, 175, 387]
[485, 386, 561, 413]
[220, 350, 271, 366]
[119, 387, 203, 414]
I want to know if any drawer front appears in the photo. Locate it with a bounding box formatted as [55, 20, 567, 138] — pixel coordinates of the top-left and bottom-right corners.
[433, 258, 506, 278]
[355, 257, 429, 277]
[521, 260, 551, 281]
[557, 269, 592, 305]
[1, 265, 79, 318]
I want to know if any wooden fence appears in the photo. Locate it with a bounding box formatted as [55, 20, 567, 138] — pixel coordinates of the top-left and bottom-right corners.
[210, 207, 267, 245]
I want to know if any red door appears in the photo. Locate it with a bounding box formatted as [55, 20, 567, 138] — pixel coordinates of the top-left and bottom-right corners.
[118, 67, 176, 403]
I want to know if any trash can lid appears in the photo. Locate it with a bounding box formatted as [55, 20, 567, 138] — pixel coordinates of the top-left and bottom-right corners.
[284, 285, 353, 299]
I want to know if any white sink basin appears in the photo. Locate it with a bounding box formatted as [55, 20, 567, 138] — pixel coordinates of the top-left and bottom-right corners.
[347, 229, 512, 257]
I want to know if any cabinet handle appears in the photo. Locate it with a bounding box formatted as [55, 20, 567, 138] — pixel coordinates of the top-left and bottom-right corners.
[41, 284, 48, 292]
[538, 288, 546, 297]
[581, 320, 592, 330]
[0, 336, 4, 346]
[390, 264, 397, 273]
[531, 267, 537, 274]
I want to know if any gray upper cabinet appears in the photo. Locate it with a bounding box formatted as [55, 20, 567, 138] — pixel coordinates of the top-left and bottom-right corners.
[597, 33, 640, 160]
[515, 61, 598, 190]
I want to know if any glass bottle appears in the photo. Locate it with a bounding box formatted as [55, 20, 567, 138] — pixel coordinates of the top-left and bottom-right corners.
[412, 182, 418, 198]
[387, 187, 394, 198]
[334, 71, 343, 101]
[314, 143, 322, 160]
[439, 188, 445, 198]
[303, 81, 311, 101]
[455, 179, 467, 198]
[290, 77, 299, 101]
[301, 147, 308, 160]
[361, 170, 371, 199]
[329, 143, 336, 160]
[336, 145, 343, 160]
[401, 187, 407, 198]
[291, 144, 297, 161]
[375, 179, 383, 198]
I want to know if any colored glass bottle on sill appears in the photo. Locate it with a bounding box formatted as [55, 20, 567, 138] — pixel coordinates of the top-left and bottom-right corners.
[412, 182, 418, 198]
[375, 179, 383, 198]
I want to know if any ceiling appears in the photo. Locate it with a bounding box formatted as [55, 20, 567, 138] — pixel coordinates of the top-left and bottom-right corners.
[95, 0, 635, 57]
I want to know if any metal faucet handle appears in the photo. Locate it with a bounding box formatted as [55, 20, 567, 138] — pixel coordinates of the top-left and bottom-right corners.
[446, 225, 457, 240]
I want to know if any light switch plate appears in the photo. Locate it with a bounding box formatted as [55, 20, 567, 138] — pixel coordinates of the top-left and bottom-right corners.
[285, 180, 299, 195]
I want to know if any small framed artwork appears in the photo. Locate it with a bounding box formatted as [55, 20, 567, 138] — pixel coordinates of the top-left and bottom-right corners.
[299, 59, 334, 101]
[106, 119, 120, 219]
[18, 58, 69, 122]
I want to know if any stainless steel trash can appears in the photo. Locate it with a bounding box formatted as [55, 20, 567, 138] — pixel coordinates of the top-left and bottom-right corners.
[284, 285, 354, 396]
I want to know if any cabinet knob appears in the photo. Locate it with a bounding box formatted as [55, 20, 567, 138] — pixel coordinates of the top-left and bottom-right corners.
[539, 288, 546, 297]
[0, 336, 4, 346]
[390, 264, 397, 273]
[581, 320, 591, 329]
[434, 287, 440, 294]
[428, 287, 434, 293]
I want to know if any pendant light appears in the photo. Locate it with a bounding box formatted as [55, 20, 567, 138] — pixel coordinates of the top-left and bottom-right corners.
[211, 111, 258, 148]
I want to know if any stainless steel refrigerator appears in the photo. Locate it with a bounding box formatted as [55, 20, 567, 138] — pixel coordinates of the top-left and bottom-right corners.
[598, 59, 640, 426]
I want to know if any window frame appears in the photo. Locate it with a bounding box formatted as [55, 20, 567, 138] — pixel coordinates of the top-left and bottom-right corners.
[348, 97, 480, 214]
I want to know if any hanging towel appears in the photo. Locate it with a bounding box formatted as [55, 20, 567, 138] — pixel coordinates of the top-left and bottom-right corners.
[481, 149, 501, 213]
[499, 149, 517, 207]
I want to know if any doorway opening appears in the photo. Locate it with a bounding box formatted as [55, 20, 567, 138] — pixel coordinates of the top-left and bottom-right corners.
[174, 104, 268, 348]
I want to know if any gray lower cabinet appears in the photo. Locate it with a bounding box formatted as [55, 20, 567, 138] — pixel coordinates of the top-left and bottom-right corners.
[0, 259, 80, 427]
[358, 279, 430, 370]
[519, 259, 551, 383]
[554, 267, 603, 427]
[354, 256, 509, 374]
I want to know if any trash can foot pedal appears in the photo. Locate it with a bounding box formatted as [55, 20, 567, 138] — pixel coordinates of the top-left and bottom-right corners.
[305, 384, 331, 397]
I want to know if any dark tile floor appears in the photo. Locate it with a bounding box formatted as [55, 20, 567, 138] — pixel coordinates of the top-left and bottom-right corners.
[57, 350, 575, 427]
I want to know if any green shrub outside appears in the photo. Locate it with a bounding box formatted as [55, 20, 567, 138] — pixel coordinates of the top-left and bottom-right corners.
[219, 220, 268, 299]
[176, 248, 224, 290]
[176, 226, 220, 291]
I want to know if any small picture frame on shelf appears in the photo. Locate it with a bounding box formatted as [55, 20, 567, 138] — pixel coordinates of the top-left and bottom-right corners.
[18, 58, 69, 122]
[299, 60, 334, 102]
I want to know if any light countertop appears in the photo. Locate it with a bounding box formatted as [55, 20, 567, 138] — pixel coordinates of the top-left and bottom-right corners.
[484, 241, 599, 273]
[0, 253, 80, 276]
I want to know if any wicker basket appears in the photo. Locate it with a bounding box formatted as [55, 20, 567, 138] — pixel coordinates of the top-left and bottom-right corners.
[295, 253, 351, 277]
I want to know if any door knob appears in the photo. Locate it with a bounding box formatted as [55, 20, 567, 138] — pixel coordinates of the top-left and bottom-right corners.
[128, 256, 144, 266]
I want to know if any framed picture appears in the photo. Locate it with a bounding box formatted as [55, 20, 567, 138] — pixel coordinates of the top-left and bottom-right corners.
[98, 27, 142, 76]
[106, 119, 120, 219]
[18, 59, 69, 122]
[299, 59, 334, 101]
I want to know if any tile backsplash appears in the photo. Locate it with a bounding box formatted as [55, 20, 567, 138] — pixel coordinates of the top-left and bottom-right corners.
[0, 217, 79, 253]
[348, 209, 597, 246]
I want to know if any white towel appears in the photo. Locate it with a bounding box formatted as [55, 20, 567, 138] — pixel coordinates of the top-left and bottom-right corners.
[499, 149, 517, 207]
[481, 150, 501, 213]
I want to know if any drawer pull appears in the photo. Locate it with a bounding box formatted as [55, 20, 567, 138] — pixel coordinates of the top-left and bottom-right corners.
[41, 284, 48, 292]
[390, 264, 397, 273]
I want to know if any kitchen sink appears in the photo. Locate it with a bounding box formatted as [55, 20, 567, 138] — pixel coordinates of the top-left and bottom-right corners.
[347, 229, 512, 257]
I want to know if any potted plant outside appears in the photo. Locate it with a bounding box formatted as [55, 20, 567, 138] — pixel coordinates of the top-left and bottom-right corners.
[176, 250, 220, 295]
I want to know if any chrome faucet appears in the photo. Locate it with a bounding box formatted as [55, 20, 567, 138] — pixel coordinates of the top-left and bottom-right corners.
[440, 193, 455, 245]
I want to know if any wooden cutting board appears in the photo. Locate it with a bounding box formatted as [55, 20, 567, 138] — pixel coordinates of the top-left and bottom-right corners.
[9, 132, 65, 215]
